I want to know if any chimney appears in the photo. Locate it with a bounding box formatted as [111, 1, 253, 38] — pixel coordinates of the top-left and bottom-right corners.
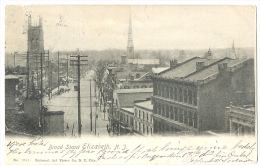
[196, 62, 205, 71]
[218, 63, 228, 72]
[170, 59, 178, 68]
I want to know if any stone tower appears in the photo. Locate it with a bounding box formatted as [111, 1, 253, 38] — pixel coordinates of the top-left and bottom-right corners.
[127, 14, 134, 59]
[27, 16, 45, 72]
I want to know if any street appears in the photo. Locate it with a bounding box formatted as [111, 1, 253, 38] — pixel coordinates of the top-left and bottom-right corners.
[44, 70, 109, 138]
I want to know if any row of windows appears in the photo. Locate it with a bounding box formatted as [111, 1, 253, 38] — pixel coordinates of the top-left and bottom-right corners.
[154, 120, 182, 134]
[154, 83, 197, 105]
[134, 121, 153, 135]
[154, 102, 198, 128]
[114, 110, 134, 127]
[124, 85, 153, 89]
[134, 109, 152, 123]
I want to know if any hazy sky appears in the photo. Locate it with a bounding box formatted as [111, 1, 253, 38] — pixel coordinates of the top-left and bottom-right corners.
[5, 5, 256, 53]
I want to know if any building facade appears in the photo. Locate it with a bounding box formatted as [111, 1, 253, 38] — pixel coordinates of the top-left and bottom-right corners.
[133, 100, 153, 136]
[108, 88, 153, 136]
[152, 56, 254, 136]
[5, 75, 19, 110]
[229, 105, 255, 136]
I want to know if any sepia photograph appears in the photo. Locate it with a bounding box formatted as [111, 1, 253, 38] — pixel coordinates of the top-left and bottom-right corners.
[2, 2, 258, 165]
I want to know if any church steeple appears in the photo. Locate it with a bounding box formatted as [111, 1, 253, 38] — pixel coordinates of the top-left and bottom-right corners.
[127, 13, 134, 59]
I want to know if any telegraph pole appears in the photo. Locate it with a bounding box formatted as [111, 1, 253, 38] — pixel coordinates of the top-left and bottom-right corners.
[26, 51, 29, 98]
[58, 51, 60, 90]
[70, 54, 88, 138]
[77, 55, 81, 137]
[90, 79, 93, 132]
[67, 53, 69, 87]
[40, 52, 44, 134]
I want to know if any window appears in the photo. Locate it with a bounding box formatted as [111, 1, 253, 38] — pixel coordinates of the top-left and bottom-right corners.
[136, 73, 141, 78]
[174, 87, 178, 100]
[139, 110, 141, 118]
[162, 85, 165, 97]
[166, 86, 169, 98]
[178, 88, 183, 102]
[193, 91, 197, 105]
[184, 89, 188, 103]
[174, 107, 178, 121]
[134, 86, 139, 89]
[170, 106, 174, 119]
[135, 109, 137, 117]
[188, 90, 192, 104]
[139, 122, 141, 132]
[143, 124, 145, 134]
[141, 85, 147, 88]
[166, 106, 169, 118]
[147, 113, 149, 121]
[143, 112, 145, 120]
[124, 86, 130, 89]
[147, 126, 149, 135]
[127, 115, 129, 124]
[170, 86, 173, 99]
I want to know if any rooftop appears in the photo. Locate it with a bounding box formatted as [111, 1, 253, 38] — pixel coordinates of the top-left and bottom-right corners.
[121, 107, 134, 113]
[134, 100, 153, 110]
[152, 67, 170, 74]
[115, 88, 153, 107]
[186, 58, 249, 81]
[161, 57, 219, 78]
[127, 59, 160, 65]
[115, 88, 153, 94]
[158, 57, 252, 82]
[5, 75, 19, 80]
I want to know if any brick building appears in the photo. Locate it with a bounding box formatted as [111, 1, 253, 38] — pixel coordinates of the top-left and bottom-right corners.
[133, 100, 153, 136]
[108, 88, 153, 136]
[5, 75, 19, 110]
[229, 104, 255, 136]
[151, 57, 254, 136]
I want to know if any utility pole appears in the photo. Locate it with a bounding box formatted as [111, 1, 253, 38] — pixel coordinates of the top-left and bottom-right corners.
[70, 54, 88, 138]
[90, 79, 92, 132]
[67, 53, 69, 87]
[95, 103, 97, 135]
[58, 51, 60, 90]
[48, 50, 50, 100]
[40, 52, 44, 134]
[77, 55, 81, 137]
[26, 51, 29, 98]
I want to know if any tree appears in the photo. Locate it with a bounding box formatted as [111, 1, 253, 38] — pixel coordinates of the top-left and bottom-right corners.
[92, 60, 109, 112]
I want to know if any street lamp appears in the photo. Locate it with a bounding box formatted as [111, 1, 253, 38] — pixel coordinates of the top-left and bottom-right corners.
[13, 51, 18, 68]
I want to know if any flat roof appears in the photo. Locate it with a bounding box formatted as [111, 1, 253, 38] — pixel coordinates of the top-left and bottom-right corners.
[135, 100, 153, 110]
[5, 75, 19, 80]
[115, 88, 153, 94]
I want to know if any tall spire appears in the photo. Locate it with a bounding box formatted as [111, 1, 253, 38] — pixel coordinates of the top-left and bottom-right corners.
[127, 11, 134, 59]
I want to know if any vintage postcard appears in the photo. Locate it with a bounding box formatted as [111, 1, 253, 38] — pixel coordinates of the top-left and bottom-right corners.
[2, 3, 258, 165]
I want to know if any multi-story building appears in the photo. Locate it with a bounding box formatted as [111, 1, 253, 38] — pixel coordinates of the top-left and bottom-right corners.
[229, 104, 255, 136]
[151, 56, 254, 136]
[108, 88, 153, 136]
[133, 99, 153, 136]
[5, 75, 19, 111]
[121, 72, 153, 89]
